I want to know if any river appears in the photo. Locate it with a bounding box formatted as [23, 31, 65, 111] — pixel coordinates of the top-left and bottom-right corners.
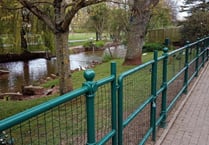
[0, 51, 103, 93]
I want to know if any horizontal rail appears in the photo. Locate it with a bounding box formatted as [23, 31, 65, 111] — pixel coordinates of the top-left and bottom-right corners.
[0, 87, 89, 131]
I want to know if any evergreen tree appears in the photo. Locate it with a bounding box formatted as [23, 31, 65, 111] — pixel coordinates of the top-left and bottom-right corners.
[182, 0, 209, 13]
[181, 0, 209, 42]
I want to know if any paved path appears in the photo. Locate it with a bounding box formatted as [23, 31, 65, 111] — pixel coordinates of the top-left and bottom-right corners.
[156, 63, 209, 145]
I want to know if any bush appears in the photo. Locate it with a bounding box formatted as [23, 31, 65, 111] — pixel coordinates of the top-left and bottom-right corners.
[143, 43, 164, 52]
[181, 11, 209, 42]
[94, 41, 105, 48]
[102, 53, 112, 62]
[83, 40, 105, 51]
[83, 41, 92, 49]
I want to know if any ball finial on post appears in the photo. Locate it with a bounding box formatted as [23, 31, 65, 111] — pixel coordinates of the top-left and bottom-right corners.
[84, 69, 95, 82]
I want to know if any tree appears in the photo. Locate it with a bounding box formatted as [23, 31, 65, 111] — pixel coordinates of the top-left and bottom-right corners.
[0, 1, 51, 54]
[181, 0, 209, 42]
[123, 0, 159, 65]
[164, 0, 178, 22]
[182, 0, 209, 13]
[86, 3, 109, 41]
[107, 7, 129, 42]
[1, 0, 108, 95]
[148, 0, 177, 29]
[0, 1, 22, 53]
[181, 11, 209, 42]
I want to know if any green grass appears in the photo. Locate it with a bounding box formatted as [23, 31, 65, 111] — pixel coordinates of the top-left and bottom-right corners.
[0, 94, 58, 119]
[68, 33, 110, 47]
[41, 79, 59, 88]
[69, 41, 86, 47]
[68, 33, 96, 40]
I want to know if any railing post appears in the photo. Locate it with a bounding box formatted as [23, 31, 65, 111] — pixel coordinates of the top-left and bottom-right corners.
[161, 47, 168, 128]
[83, 70, 97, 145]
[118, 77, 123, 145]
[207, 38, 209, 61]
[195, 38, 200, 77]
[205, 37, 209, 61]
[184, 41, 190, 94]
[202, 38, 205, 67]
[151, 51, 158, 141]
[164, 38, 170, 47]
[207, 37, 209, 60]
[110, 62, 117, 145]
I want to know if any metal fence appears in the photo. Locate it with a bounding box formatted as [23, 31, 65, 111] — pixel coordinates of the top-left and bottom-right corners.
[0, 36, 209, 145]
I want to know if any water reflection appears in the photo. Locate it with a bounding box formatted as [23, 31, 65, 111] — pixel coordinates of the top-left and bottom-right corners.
[70, 51, 103, 70]
[0, 51, 103, 93]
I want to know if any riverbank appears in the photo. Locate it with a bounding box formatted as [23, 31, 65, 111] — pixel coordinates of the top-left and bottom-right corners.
[0, 51, 53, 63]
[0, 42, 120, 63]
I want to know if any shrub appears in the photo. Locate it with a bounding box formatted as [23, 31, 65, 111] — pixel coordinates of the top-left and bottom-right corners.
[83, 40, 105, 51]
[181, 11, 209, 42]
[94, 41, 105, 48]
[143, 42, 164, 52]
[83, 41, 92, 49]
[102, 53, 112, 62]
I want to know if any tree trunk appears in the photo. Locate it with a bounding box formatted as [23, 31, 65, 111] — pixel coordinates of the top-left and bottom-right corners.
[20, 27, 28, 53]
[55, 31, 73, 95]
[123, 13, 150, 65]
[96, 31, 99, 41]
[123, 0, 159, 65]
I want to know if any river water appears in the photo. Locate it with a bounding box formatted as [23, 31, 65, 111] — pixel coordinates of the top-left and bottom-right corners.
[0, 51, 103, 93]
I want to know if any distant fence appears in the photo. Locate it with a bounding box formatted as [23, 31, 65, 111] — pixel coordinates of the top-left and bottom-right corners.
[0, 36, 209, 145]
[146, 27, 182, 44]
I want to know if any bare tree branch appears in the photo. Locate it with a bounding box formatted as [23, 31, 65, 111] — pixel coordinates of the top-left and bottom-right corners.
[61, 0, 109, 31]
[17, 0, 55, 32]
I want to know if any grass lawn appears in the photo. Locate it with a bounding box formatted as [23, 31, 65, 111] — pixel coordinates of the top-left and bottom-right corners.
[68, 32, 96, 40]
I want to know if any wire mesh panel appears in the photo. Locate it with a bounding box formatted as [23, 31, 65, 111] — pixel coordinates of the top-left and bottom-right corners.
[188, 46, 197, 63]
[198, 54, 203, 67]
[155, 59, 163, 122]
[167, 73, 184, 111]
[199, 46, 205, 66]
[2, 96, 87, 145]
[121, 64, 152, 144]
[95, 83, 112, 144]
[188, 59, 196, 81]
[167, 49, 186, 82]
[156, 60, 163, 91]
[122, 65, 152, 119]
[187, 46, 198, 82]
[123, 104, 150, 145]
[156, 93, 162, 123]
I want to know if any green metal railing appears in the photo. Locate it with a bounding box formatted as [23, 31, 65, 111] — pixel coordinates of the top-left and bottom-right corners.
[118, 36, 209, 145]
[0, 36, 209, 145]
[0, 63, 117, 145]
